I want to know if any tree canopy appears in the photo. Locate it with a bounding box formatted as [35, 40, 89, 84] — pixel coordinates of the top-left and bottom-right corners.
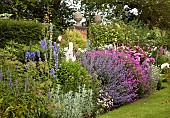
[0, 0, 170, 29]
[80, 0, 170, 29]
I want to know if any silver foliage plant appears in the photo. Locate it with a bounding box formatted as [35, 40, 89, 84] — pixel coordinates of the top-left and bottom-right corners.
[54, 84, 94, 118]
[151, 64, 161, 89]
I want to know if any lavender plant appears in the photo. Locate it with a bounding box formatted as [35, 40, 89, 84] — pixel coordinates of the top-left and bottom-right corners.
[79, 46, 155, 111]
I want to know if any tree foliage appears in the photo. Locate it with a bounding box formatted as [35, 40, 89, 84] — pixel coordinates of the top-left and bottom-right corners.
[80, 0, 170, 29]
[0, 0, 75, 30]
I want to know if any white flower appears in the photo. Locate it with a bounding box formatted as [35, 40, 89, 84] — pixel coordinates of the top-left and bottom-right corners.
[58, 35, 62, 42]
[64, 47, 68, 52]
[161, 63, 169, 69]
[71, 56, 76, 62]
[69, 42, 73, 51]
[108, 44, 113, 49]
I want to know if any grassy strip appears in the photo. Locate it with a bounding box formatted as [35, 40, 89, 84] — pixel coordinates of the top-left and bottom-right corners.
[98, 86, 170, 118]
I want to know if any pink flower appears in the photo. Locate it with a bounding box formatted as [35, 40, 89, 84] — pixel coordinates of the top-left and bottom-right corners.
[149, 58, 155, 63]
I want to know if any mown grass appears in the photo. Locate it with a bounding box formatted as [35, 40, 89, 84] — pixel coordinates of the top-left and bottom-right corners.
[98, 84, 170, 118]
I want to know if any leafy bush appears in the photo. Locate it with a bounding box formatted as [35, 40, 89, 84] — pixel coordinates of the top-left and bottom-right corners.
[56, 60, 92, 93]
[0, 62, 55, 118]
[61, 29, 87, 50]
[89, 20, 170, 51]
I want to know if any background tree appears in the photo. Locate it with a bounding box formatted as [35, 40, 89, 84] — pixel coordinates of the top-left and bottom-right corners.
[0, 0, 75, 30]
[80, 0, 170, 29]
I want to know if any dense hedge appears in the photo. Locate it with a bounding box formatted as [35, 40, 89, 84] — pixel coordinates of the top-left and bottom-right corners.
[0, 19, 60, 48]
[0, 19, 44, 48]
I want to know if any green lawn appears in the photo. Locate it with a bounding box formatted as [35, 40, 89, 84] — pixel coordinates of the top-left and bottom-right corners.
[98, 86, 170, 118]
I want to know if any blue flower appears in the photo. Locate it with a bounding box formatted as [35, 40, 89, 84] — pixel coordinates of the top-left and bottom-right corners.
[37, 50, 40, 58]
[50, 68, 55, 77]
[0, 69, 2, 80]
[53, 42, 60, 54]
[25, 64, 29, 69]
[40, 39, 47, 50]
[7, 67, 10, 77]
[48, 92, 51, 99]
[9, 79, 12, 87]
[26, 52, 31, 59]
[30, 52, 36, 59]
[55, 55, 58, 70]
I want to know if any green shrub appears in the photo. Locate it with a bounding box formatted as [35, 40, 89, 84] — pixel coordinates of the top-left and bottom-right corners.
[56, 60, 91, 93]
[0, 19, 44, 48]
[61, 29, 87, 50]
[88, 20, 170, 51]
[0, 61, 55, 118]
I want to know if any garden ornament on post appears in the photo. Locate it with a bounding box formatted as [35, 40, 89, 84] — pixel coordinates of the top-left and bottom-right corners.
[74, 11, 83, 26]
[94, 14, 102, 24]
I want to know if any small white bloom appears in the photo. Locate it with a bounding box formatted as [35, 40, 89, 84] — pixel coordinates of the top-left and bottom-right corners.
[69, 42, 73, 51]
[58, 35, 62, 42]
[154, 47, 157, 51]
[71, 55, 76, 62]
[124, 5, 129, 9]
[161, 63, 169, 69]
[64, 47, 68, 52]
[108, 44, 113, 49]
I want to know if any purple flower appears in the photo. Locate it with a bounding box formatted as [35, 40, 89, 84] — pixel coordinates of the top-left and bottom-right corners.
[7, 67, 10, 77]
[48, 92, 51, 99]
[26, 52, 31, 60]
[160, 46, 163, 54]
[49, 40, 53, 49]
[30, 52, 36, 59]
[40, 39, 47, 50]
[50, 68, 55, 77]
[9, 79, 12, 87]
[55, 54, 58, 70]
[16, 79, 18, 88]
[54, 42, 57, 50]
[0, 68, 2, 80]
[25, 64, 29, 69]
[53, 42, 60, 54]
[37, 50, 40, 58]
